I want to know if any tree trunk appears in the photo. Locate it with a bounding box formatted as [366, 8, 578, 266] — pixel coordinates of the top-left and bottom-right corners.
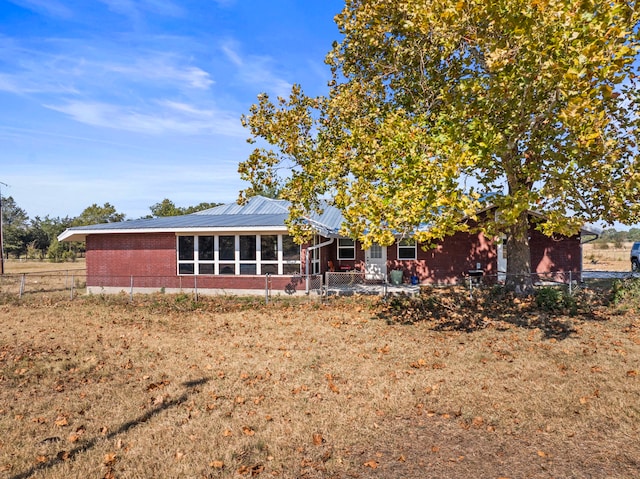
[505, 211, 534, 293]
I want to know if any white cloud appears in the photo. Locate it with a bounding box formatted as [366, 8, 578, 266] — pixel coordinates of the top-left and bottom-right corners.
[107, 58, 215, 90]
[220, 40, 292, 98]
[44, 100, 244, 137]
[98, 0, 183, 18]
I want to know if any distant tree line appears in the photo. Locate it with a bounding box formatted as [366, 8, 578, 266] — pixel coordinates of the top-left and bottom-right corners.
[0, 197, 219, 262]
[593, 228, 640, 249]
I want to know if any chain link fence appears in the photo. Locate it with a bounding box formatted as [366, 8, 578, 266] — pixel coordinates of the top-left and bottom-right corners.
[0, 269, 637, 301]
[0, 271, 325, 302]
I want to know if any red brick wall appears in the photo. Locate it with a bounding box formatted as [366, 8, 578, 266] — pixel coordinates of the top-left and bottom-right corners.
[388, 231, 496, 284]
[530, 230, 581, 277]
[86, 233, 309, 293]
[315, 227, 581, 285]
[87, 233, 176, 278]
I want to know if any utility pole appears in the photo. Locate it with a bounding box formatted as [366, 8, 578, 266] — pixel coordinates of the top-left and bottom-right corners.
[0, 181, 7, 275]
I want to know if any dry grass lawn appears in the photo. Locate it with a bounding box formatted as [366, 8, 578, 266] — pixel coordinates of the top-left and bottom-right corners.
[1, 291, 639, 479]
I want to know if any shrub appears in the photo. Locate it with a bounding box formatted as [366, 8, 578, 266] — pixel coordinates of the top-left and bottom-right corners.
[611, 277, 640, 308]
[535, 287, 577, 315]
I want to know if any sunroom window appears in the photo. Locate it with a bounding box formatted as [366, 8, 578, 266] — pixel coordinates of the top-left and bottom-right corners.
[177, 234, 300, 275]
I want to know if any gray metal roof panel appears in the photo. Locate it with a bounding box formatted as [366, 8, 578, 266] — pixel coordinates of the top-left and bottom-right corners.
[194, 196, 290, 216]
[62, 213, 290, 233]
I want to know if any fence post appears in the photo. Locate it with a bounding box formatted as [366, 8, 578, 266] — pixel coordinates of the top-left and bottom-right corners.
[568, 271, 572, 295]
[265, 273, 270, 304]
[70, 274, 74, 300]
[130, 275, 134, 302]
[19, 274, 25, 298]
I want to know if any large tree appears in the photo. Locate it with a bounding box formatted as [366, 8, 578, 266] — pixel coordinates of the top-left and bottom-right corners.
[240, 0, 640, 289]
[72, 203, 125, 226]
[1, 195, 29, 260]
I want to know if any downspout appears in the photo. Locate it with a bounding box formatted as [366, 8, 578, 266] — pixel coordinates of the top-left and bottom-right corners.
[306, 237, 335, 293]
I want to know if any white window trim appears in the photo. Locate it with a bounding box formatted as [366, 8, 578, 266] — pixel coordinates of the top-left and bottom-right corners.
[177, 234, 300, 275]
[397, 238, 417, 260]
[337, 238, 356, 260]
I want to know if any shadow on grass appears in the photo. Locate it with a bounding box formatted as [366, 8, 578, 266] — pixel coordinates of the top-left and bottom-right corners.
[10, 377, 211, 479]
[376, 287, 609, 340]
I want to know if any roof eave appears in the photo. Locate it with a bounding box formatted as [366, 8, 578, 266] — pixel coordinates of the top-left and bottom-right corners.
[58, 225, 290, 242]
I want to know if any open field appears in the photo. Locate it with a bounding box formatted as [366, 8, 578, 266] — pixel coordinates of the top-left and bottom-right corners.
[582, 242, 634, 272]
[3, 260, 86, 275]
[1, 293, 639, 478]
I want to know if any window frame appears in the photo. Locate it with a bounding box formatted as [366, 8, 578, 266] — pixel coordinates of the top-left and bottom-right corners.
[176, 233, 300, 275]
[337, 238, 356, 260]
[397, 238, 417, 260]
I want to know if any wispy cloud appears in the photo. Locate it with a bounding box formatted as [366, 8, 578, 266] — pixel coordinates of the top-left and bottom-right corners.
[107, 57, 214, 90]
[220, 40, 292, 98]
[44, 100, 244, 136]
[98, 0, 184, 18]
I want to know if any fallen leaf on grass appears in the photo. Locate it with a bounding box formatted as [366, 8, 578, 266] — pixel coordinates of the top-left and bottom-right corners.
[209, 460, 224, 469]
[103, 452, 117, 466]
[242, 426, 255, 436]
[364, 460, 379, 469]
[54, 416, 68, 427]
[312, 433, 324, 445]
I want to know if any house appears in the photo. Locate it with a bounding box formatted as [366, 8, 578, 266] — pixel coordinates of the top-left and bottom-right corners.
[58, 196, 598, 295]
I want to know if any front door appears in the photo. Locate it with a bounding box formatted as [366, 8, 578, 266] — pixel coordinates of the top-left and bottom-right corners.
[365, 244, 387, 281]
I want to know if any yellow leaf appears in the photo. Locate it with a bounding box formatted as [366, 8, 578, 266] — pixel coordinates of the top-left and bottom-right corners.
[209, 460, 224, 469]
[364, 460, 379, 469]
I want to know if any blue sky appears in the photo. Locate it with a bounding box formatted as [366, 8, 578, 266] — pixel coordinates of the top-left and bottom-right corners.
[0, 0, 344, 219]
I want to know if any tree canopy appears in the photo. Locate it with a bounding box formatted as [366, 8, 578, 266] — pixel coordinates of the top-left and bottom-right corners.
[72, 203, 125, 227]
[146, 199, 220, 217]
[240, 0, 640, 288]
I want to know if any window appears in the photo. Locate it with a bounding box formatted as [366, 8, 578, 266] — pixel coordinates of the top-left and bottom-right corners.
[219, 236, 235, 261]
[178, 236, 194, 261]
[177, 234, 300, 276]
[282, 235, 299, 261]
[198, 236, 214, 260]
[337, 238, 356, 260]
[240, 235, 256, 260]
[397, 238, 417, 260]
[261, 235, 278, 261]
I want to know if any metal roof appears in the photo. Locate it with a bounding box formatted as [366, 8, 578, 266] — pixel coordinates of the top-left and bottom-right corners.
[58, 196, 345, 242]
[57, 194, 598, 243]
